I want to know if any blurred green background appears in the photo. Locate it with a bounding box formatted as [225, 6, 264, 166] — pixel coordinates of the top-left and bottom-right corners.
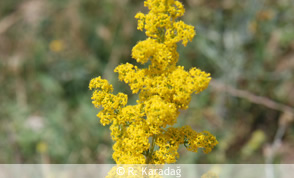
[0, 0, 293, 164]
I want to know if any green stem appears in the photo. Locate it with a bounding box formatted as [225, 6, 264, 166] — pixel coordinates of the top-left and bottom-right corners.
[146, 135, 156, 164]
[165, 0, 168, 12]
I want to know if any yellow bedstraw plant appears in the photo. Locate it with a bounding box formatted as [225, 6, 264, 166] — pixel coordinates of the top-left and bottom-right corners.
[89, 0, 218, 164]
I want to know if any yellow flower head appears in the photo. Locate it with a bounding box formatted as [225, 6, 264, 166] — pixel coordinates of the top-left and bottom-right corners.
[89, 0, 217, 164]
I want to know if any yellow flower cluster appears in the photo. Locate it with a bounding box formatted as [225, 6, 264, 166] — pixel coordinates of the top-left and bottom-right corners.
[152, 126, 218, 164]
[89, 0, 218, 164]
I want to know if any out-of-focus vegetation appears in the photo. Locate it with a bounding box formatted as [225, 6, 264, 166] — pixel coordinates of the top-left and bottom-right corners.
[0, 0, 293, 164]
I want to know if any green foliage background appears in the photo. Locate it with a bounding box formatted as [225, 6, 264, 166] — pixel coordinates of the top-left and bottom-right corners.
[0, 0, 293, 163]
